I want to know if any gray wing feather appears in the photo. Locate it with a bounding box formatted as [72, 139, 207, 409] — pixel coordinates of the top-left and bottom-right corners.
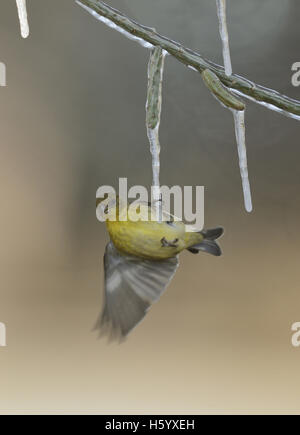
[97, 242, 179, 341]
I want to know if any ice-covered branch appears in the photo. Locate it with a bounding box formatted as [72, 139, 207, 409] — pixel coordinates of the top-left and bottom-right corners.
[77, 0, 300, 120]
[16, 0, 29, 38]
[146, 47, 166, 222]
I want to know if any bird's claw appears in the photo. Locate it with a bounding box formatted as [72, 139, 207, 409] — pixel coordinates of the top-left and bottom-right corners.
[161, 237, 179, 248]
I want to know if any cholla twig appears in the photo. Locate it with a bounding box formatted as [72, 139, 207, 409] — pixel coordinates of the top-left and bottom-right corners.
[77, 0, 300, 120]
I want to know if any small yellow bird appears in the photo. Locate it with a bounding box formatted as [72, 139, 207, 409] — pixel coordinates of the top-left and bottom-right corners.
[96, 197, 224, 341]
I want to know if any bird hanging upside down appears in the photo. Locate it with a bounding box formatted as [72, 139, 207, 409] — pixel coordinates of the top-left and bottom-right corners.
[96, 197, 224, 341]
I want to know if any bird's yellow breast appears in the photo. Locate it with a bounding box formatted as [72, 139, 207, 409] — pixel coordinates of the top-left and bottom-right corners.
[105, 204, 202, 260]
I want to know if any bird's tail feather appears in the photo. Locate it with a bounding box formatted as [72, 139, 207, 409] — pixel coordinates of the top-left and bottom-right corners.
[187, 226, 224, 256]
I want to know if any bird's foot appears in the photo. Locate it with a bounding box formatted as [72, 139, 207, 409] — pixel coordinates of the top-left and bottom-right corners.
[161, 237, 179, 248]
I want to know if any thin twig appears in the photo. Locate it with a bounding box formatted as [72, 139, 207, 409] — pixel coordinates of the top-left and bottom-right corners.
[201, 69, 245, 111]
[78, 0, 300, 119]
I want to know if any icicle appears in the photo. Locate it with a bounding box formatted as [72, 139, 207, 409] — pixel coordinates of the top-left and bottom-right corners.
[216, 0, 232, 76]
[215, 0, 253, 212]
[146, 47, 166, 222]
[76, 1, 153, 49]
[202, 69, 252, 211]
[232, 109, 252, 212]
[16, 0, 29, 38]
[147, 126, 162, 221]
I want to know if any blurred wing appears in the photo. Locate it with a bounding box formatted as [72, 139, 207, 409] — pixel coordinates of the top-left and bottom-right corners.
[97, 242, 179, 341]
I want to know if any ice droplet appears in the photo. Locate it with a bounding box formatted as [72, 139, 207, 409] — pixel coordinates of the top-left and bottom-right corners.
[16, 0, 29, 38]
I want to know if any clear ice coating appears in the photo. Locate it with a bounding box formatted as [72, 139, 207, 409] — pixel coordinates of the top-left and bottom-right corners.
[230, 88, 300, 121]
[146, 47, 166, 222]
[147, 126, 162, 221]
[16, 0, 29, 38]
[76, 1, 154, 49]
[216, 0, 253, 212]
[216, 0, 232, 76]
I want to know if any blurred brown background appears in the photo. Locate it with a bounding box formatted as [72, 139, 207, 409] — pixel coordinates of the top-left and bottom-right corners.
[0, 0, 300, 414]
